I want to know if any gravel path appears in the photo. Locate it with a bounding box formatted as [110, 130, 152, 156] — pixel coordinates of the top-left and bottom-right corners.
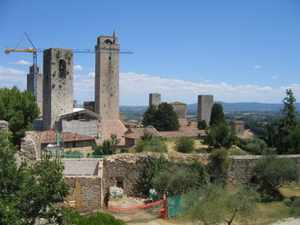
[272, 218, 300, 225]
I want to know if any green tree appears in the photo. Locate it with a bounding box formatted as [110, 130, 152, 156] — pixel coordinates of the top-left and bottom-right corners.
[210, 103, 225, 126]
[276, 89, 298, 154]
[0, 87, 39, 145]
[241, 138, 269, 155]
[205, 122, 236, 149]
[252, 155, 298, 201]
[175, 137, 195, 153]
[0, 130, 69, 225]
[208, 149, 230, 185]
[142, 103, 179, 131]
[198, 120, 207, 130]
[92, 135, 119, 157]
[286, 125, 300, 154]
[184, 185, 258, 225]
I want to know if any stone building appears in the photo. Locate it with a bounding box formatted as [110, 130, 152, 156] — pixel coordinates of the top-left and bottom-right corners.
[43, 48, 74, 130]
[170, 101, 187, 119]
[58, 109, 100, 138]
[94, 33, 126, 143]
[231, 120, 245, 135]
[124, 126, 161, 147]
[27, 65, 43, 115]
[149, 93, 161, 107]
[197, 95, 214, 125]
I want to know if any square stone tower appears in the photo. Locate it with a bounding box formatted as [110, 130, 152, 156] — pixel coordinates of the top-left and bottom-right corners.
[149, 93, 161, 108]
[27, 65, 43, 115]
[95, 34, 119, 120]
[94, 33, 127, 143]
[43, 48, 74, 130]
[197, 95, 214, 125]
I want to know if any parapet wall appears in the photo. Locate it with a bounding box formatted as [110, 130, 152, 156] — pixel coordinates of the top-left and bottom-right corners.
[228, 155, 300, 184]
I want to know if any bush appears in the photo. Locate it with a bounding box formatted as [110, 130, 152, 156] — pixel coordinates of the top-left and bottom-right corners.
[252, 155, 298, 201]
[63, 209, 126, 225]
[197, 120, 207, 130]
[152, 162, 208, 196]
[205, 122, 236, 149]
[210, 103, 225, 126]
[136, 136, 167, 153]
[92, 135, 119, 157]
[208, 149, 230, 185]
[242, 138, 269, 155]
[175, 137, 195, 153]
[291, 198, 300, 216]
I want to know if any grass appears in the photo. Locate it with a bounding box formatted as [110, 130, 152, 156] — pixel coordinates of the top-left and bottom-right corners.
[280, 183, 300, 198]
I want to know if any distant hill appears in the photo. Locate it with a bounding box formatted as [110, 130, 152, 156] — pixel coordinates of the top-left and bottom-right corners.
[188, 102, 300, 114]
[121, 103, 300, 120]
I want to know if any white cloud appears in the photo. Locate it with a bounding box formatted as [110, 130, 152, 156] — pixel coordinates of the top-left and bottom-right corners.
[73, 71, 300, 105]
[14, 60, 31, 66]
[252, 65, 262, 70]
[0, 66, 26, 89]
[74, 64, 83, 71]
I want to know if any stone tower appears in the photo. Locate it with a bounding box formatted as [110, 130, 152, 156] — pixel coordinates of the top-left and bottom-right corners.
[197, 95, 214, 125]
[95, 33, 119, 119]
[27, 65, 43, 115]
[43, 48, 74, 130]
[94, 33, 126, 143]
[149, 93, 161, 108]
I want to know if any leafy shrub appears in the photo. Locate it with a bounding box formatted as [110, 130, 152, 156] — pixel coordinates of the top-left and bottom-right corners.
[175, 137, 195, 153]
[208, 149, 230, 185]
[252, 155, 298, 201]
[210, 103, 225, 126]
[283, 198, 293, 207]
[205, 122, 236, 149]
[152, 162, 208, 196]
[241, 138, 268, 155]
[291, 198, 300, 216]
[92, 135, 119, 157]
[136, 136, 167, 153]
[197, 120, 207, 130]
[63, 209, 126, 225]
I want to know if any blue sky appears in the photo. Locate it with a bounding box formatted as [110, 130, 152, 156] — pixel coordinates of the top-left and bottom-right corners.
[1, 0, 300, 105]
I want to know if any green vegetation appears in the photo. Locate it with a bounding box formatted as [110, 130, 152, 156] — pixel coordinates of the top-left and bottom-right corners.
[0, 87, 39, 144]
[184, 185, 258, 225]
[197, 120, 207, 130]
[175, 137, 195, 153]
[239, 138, 269, 155]
[142, 103, 179, 131]
[136, 136, 167, 153]
[92, 135, 119, 157]
[63, 209, 126, 225]
[210, 103, 226, 126]
[0, 130, 68, 225]
[208, 149, 230, 185]
[205, 122, 236, 149]
[63, 151, 84, 158]
[252, 155, 298, 201]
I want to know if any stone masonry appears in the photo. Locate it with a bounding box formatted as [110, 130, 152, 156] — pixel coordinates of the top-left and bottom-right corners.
[94, 33, 126, 143]
[197, 95, 214, 125]
[27, 65, 43, 115]
[149, 93, 161, 107]
[43, 48, 74, 130]
[170, 101, 187, 119]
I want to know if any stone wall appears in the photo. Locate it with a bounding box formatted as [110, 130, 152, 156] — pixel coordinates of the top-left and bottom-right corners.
[18, 131, 41, 163]
[228, 155, 300, 184]
[64, 176, 101, 213]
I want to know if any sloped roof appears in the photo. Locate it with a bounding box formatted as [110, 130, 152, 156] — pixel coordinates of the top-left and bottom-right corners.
[60, 109, 99, 120]
[41, 130, 95, 144]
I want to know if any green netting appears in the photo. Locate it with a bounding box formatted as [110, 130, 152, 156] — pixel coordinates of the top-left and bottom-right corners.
[167, 195, 182, 218]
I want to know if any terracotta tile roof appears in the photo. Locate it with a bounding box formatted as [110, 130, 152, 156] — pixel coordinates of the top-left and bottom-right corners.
[40, 130, 95, 144]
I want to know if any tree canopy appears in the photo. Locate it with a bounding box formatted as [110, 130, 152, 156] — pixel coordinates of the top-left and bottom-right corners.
[210, 103, 225, 126]
[142, 103, 179, 131]
[0, 87, 39, 144]
[0, 130, 68, 225]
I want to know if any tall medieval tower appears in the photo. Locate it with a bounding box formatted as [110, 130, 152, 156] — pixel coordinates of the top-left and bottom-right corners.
[94, 33, 126, 143]
[43, 48, 74, 130]
[95, 33, 119, 120]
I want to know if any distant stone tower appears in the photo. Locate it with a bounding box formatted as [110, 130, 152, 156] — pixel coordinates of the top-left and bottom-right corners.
[197, 95, 214, 125]
[27, 65, 43, 115]
[95, 33, 126, 143]
[149, 93, 161, 108]
[43, 48, 74, 130]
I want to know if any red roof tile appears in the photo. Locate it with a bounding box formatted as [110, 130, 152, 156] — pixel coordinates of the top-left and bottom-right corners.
[40, 130, 95, 144]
